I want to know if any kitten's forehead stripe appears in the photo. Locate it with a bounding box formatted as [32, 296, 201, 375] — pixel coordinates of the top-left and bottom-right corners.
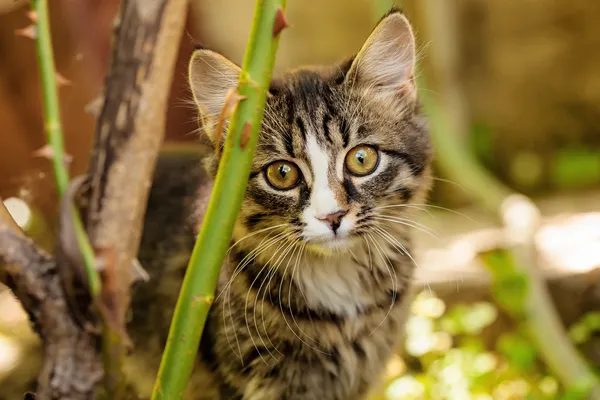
[322, 114, 333, 144]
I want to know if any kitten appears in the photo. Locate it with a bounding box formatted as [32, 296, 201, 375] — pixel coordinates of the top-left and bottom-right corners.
[129, 9, 432, 400]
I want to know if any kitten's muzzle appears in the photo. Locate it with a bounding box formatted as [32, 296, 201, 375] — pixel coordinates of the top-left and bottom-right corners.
[317, 209, 348, 234]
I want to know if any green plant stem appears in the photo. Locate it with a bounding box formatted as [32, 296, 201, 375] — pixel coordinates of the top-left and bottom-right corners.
[32, 0, 113, 392]
[33, 0, 69, 196]
[32, 0, 99, 294]
[151, 1, 287, 398]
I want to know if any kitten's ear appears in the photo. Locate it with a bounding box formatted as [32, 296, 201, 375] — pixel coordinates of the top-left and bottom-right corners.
[347, 11, 417, 101]
[189, 49, 241, 141]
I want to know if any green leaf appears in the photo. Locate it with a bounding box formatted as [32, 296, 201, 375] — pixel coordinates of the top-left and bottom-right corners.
[497, 333, 538, 372]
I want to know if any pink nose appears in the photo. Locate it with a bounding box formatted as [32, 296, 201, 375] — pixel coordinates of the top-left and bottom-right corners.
[317, 210, 348, 233]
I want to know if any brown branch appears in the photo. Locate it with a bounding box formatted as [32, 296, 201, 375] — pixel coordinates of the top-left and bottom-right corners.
[79, 0, 190, 395]
[85, 0, 189, 311]
[0, 200, 103, 400]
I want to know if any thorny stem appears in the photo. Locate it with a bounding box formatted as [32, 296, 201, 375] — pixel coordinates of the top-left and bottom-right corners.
[31, 0, 100, 295]
[151, 1, 288, 398]
[32, 0, 109, 389]
[32, 0, 68, 196]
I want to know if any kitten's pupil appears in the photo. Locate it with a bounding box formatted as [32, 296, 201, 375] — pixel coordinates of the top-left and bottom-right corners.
[356, 150, 367, 164]
[279, 164, 290, 178]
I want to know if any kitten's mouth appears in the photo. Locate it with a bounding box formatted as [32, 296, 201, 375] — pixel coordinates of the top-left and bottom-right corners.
[304, 234, 355, 255]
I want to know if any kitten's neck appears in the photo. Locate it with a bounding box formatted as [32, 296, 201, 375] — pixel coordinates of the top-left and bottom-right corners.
[295, 240, 409, 318]
[233, 235, 412, 319]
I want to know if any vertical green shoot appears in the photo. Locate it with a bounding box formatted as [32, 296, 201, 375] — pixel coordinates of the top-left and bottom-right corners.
[151, 0, 288, 398]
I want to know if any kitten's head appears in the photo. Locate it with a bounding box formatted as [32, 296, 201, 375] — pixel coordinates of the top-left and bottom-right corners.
[189, 11, 432, 256]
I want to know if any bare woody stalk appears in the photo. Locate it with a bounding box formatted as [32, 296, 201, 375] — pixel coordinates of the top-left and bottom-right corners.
[151, 1, 288, 398]
[0, 203, 102, 400]
[406, 0, 600, 396]
[81, 0, 189, 396]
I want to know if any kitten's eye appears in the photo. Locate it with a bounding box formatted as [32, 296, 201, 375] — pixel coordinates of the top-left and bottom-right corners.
[345, 145, 379, 176]
[265, 161, 301, 190]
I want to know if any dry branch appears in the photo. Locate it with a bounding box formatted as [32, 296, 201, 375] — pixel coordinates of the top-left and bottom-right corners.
[0, 200, 103, 400]
[78, 0, 189, 394]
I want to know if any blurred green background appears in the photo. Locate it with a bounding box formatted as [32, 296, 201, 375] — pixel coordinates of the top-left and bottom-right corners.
[0, 0, 599, 399]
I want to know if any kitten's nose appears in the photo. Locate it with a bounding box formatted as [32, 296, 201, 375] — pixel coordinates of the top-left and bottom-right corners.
[317, 210, 348, 233]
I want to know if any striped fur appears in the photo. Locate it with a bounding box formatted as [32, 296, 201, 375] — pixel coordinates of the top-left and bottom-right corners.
[129, 10, 432, 400]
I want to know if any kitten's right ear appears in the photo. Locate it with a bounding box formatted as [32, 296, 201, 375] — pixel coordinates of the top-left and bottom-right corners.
[346, 10, 417, 102]
[188, 49, 241, 141]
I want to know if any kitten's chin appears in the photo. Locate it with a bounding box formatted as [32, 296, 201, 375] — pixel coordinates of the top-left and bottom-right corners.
[304, 235, 356, 256]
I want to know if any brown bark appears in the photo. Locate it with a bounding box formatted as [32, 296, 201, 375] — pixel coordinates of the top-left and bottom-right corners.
[0, 203, 102, 400]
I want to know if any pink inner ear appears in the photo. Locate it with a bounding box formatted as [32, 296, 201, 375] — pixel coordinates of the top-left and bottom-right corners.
[398, 75, 417, 99]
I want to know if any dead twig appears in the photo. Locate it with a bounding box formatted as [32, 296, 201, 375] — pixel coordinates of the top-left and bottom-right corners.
[0, 200, 103, 400]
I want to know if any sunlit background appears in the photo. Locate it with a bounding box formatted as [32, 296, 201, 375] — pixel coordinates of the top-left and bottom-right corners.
[0, 0, 599, 399]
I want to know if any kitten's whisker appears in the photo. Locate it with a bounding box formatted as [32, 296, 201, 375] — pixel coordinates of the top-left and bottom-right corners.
[258, 239, 301, 356]
[372, 225, 431, 294]
[364, 234, 374, 270]
[375, 202, 433, 216]
[291, 244, 319, 337]
[375, 214, 437, 235]
[227, 223, 290, 254]
[364, 233, 398, 336]
[372, 225, 418, 268]
[218, 230, 288, 302]
[287, 243, 324, 348]
[222, 230, 293, 361]
[244, 236, 292, 365]
[375, 203, 481, 225]
[372, 216, 438, 239]
[254, 237, 299, 361]
[278, 242, 329, 355]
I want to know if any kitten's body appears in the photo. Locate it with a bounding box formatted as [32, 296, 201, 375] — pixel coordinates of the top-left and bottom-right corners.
[129, 11, 432, 399]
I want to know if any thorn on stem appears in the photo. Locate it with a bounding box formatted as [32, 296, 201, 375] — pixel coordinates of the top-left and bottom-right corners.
[131, 258, 150, 284]
[85, 95, 104, 118]
[240, 122, 252, 150]
[215, 88, 246, 154]
[55, 71, 72, 87]
[32, 144, 73, 166]
[26, 10, 38, 23]
[193, 294, 214, 306]
[273, 7, 289, 37]
[15, 25, 36, 39]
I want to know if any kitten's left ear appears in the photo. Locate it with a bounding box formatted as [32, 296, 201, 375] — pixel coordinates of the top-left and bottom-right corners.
[347, 10, 417, 101]
[188, 49, 241, 144]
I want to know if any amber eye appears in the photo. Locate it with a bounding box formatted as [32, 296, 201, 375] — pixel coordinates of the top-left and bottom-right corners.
[345, 145, 379, 176]
[265, 161, 301, 190]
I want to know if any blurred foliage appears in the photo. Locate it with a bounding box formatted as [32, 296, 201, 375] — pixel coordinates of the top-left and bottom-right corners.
[375, 290, 600, 400]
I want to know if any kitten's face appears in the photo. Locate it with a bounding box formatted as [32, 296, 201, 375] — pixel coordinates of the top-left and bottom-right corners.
[190, 12, 432, 256]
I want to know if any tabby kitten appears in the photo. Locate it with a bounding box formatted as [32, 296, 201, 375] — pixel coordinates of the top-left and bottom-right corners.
[130, 9, 432, 400]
